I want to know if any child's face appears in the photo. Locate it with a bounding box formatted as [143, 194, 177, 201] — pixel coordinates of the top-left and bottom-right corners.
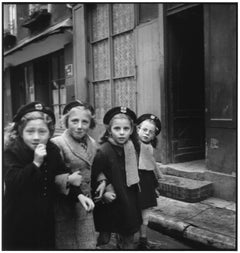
[22, 119, 50, 150]
[68, 108, 91, 141]
[137, 120, 156, 143]
[110, 118, 133, 145]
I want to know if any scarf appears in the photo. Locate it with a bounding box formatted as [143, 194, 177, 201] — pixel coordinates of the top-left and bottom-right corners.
[108, 137, 139, 187]
[139, 142, 157, 171]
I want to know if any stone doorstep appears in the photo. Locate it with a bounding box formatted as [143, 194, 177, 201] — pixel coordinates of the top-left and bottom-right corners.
[157, 161, 206, 181]
[158, 175, 213, 203]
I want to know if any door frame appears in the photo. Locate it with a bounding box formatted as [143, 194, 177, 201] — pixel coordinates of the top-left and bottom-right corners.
[164, 3, 205, 164]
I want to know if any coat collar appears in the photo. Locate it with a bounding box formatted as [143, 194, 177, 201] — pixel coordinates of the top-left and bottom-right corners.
[62, 129, 96, 166]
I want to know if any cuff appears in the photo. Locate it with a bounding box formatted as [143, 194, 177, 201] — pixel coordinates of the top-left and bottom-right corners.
[55, 173, 70, 195]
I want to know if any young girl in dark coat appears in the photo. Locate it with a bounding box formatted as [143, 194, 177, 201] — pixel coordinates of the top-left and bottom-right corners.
[91, 106, 142, 249]
[3, 102, 82, 250]
[136, 113, 164, 249]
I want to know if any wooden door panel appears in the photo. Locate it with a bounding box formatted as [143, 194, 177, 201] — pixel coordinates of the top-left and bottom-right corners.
[168, 5, 205, 162]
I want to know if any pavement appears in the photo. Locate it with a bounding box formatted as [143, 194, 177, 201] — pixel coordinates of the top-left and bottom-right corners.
[147, 196, 237, 250]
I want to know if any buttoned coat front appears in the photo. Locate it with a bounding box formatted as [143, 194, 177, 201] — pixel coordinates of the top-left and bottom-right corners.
[51, 130, 97, 249]
[3, 137, 69, 250]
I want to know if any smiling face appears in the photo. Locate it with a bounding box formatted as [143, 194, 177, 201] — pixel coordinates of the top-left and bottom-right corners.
[67, 107, 92, 141]
[22, 119, 50, 150]
[137, 120, 156, 144]
[109, 115, 133, 145]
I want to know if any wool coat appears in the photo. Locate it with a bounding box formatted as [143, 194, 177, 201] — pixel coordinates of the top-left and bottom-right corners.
[51, 130, 98, 249]
[91, 141, 142, 236]
[3, 137, 69, 250]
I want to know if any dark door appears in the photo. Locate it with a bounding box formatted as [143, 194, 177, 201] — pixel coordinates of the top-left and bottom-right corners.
[11, 66, 26, 115]
[34, 57, 51, 106]
[204, 4, 236, 173]
[167, 5, 205, 162]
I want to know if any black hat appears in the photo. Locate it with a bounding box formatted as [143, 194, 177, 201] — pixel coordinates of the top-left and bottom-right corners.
[13, 102, 55, 124]
[63, 100, 95, 116]
[103, 106, 137, 125]
[137, 114, 161, 136]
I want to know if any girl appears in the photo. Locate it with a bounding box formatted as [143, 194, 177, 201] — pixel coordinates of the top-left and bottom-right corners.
[136, 113, 164, 249]
[3, 102, 82, 250]
[91, 106, 142, 249]
[51, 100, 99, 249]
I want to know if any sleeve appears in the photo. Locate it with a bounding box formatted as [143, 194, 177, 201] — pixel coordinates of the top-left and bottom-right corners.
[51, 141, 83, 200]
[91, 149, 109, 193]
[4, 150, 42, 195]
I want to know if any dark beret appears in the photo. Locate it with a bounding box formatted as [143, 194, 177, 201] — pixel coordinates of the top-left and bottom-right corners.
[63, 100, 95, 116]
[103, 106, 137, 125]
[13, 101, 55, 124]
[137, 113, 161, 136]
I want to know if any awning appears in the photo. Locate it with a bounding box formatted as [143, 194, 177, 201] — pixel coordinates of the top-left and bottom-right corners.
[4, 18, 72, 56]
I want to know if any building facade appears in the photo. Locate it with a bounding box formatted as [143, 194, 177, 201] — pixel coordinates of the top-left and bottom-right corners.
[3, 4, 74, 129]
[72, 3, 236, 201]
[3, 3, 236, 201]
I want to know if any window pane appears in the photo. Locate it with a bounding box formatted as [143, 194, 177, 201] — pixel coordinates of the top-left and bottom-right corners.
[92, 40, 110, 81]
[115, 77, 136, 111]
[112, 4, 134, 34]
[113, 32, 135, 77]
[139, 4, 158, 23]
[91, 4, 109, 41]
[94, 81, 112, 121]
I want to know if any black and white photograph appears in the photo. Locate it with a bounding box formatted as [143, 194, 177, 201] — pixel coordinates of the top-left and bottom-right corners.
[2, 2, 237, 250]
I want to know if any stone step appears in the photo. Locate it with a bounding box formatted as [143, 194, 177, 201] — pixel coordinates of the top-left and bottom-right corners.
[157, 175, 213, 203]
[157, 160, 206, 181]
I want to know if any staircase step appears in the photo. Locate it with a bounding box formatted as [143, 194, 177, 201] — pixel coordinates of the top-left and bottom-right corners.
[158, 175, 213, 203]
[157, 161, 206, 180]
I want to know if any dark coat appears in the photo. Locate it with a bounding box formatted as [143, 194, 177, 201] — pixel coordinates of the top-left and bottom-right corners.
[3, 137, 68, 250]
[91, 142, 142, 235]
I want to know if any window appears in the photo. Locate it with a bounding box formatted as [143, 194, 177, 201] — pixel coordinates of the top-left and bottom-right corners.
[88, 4, 137, 122]
[139, 4, 158, 24]
[29, 4, 51, 15]
[51, 51, 66, 128]
[4, 4, 17, 35]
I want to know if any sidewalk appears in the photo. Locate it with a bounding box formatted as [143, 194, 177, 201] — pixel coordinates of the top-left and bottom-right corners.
[148, 196, 236, 249]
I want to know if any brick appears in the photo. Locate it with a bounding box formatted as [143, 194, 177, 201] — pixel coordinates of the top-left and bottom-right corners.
[158, 175, 213, 202]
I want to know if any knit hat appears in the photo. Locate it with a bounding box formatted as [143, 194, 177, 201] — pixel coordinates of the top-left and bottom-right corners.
[103, 106, 137, 125]
[137, 114, 161, 136]
[13, 101, 55, 124]
[63, 100, 95, 116]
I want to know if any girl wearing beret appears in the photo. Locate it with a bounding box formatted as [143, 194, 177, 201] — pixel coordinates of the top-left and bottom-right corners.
[3, 102, 82, 250]
[91, 106, 142, 249]
[136, 114, 164, 249]
[51, 100, 99, 249]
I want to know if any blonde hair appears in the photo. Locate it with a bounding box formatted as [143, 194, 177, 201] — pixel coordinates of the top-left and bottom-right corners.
[4, 111, 54, 149]
[61, 106, 96, 129]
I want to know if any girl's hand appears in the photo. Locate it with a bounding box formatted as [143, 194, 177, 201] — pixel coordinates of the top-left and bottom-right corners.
[94, 180, 106, 201]
[78, 194, 95, 212]
[103, 192, 116, 203]
[33, 144, 47, 167]
[68, 171, 82, 187]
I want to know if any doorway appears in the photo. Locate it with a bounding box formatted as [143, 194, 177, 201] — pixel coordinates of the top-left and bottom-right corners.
[167, 5, 205, 163]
